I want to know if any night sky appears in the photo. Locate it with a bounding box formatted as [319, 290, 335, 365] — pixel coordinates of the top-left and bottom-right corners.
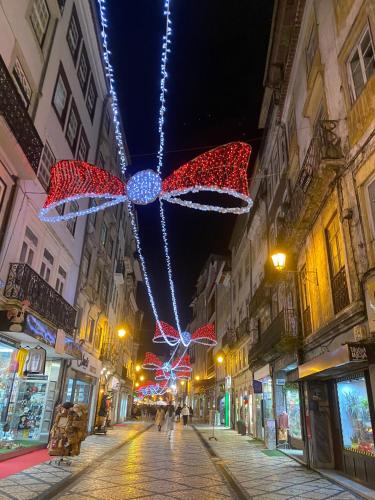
[107, 1, 274, 356]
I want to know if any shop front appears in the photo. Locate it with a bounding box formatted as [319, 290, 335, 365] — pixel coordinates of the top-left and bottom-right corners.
[66, 349, 102, 432]
[299, 343, 375, 488]
[0, 312, 81, 459]
[253, 364, 275, 446]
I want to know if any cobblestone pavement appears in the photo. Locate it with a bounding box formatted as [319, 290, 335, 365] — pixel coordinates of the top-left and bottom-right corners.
[195, 425, 362, 499]
[0, 422, 147, 500]
[55, 423, 235, 499]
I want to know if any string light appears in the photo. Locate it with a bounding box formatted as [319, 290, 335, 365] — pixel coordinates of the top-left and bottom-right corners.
[153, 321, 217, 347]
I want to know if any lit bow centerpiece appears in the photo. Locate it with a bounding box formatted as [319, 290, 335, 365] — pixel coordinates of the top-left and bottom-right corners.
[39, 142, 252, 221]
[136, 379, 168, 397]
[142, 352, 192, 378]
[153, 321, 216, 347]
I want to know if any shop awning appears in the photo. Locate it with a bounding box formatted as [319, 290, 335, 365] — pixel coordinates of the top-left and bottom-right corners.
[298, 343, 369, 380]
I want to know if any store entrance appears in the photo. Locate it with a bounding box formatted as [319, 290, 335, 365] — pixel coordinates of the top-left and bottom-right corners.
[332, 371, 375, 487]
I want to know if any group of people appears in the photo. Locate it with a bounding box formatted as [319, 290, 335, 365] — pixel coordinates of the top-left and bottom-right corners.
[154, 404, 193, 439]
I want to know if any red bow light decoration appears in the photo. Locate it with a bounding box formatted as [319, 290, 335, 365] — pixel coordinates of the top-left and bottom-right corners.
[39, 142, 252, 221]
[142, 352, 192, 373]
[153, 322, 216, 347]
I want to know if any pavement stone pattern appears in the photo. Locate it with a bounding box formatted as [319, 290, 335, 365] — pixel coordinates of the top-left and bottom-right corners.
[0, 422, 146, 500]
[195, 425, 362, 499]
[55, 423, 234, 499]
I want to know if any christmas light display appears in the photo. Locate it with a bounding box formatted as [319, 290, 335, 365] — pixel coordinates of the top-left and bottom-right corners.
[153, 322, 217, 347]
[39, 143, 252, 221]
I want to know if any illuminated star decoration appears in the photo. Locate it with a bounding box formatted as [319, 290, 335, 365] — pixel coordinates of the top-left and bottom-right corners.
[39, 142, 252, 222]
[153, 322, 217, 347]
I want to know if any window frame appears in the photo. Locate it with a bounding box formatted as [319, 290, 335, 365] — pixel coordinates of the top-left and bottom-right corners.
[30, 0, 50, 48]
[65, 99, 81, 153]
[12, 58, 32, 109]
[77, 43, 90, 92]
[66, 201, 79, 236]
[306, 25, 318, 75]
[52, 63, 71, 126]
[86, 75, 97, 121]
[77, 127, 89, 161]
[347, 26, 375, 102]
[37, 141, 55, 191]
[66, 4, 82, 64]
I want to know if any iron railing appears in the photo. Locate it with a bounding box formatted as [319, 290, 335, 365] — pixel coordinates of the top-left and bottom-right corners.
[0, 56, 43, 172]
[4, 263, 76, 335]
[332, 267, 350, 314]
[287, 120, 343, 227]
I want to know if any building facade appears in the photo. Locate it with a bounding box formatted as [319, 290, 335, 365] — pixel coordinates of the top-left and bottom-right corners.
[0, 0, 140, 457]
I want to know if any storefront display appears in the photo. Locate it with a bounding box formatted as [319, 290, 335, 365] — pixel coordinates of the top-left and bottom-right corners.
[336, 375, 375, 455]
[285, 383, 302, 440]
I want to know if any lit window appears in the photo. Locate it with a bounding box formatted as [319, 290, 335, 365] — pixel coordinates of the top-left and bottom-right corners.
[30, 0, 50, 46]
[67, 5, 81, 62]
[86, 76, 97, 120]
[348, 27, 375, 101]
[52, 64, 71, 124]
[12, 59, 32, 108]
[66, 101, 81, 152]
[38, 142, 55, 191]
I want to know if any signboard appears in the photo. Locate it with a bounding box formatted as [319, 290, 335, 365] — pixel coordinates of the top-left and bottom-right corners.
[348, 343, 368, 362]
[71, 349, 102, 378]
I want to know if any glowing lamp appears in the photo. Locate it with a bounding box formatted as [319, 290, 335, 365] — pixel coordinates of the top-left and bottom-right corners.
[195, 375, 200, 381]
[140, 375, 145, 381]
[271, 252, 287, 271]
[217, 355, 224, 364]
[135, 382, 140, 388]
[118, 328, 126, 338]
[135, 365, 141, 372]
[180, 381, 185, 386]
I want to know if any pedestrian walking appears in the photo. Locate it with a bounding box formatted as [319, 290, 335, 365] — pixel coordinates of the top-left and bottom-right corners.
[155, 407, 165, 431]
[189, 405, 193, 423]
[175, 405, 182, 422]
[181, 404, 189, 427]
[165, 405, 175, 440]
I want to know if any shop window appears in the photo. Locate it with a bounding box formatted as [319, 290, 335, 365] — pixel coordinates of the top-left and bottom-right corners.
[20, 226, 38, 267]
[38, 142, 55, 191]
[337, 375, 374, 455]
[326, 215, 350, 314]
[77, 44, 90, 92]
[284, 383, 302, 440]
[55, 265, 66, 295]
[66, 201, 79, 236]
[86, 76, 97, 121]
[52, 64, 71, 125]
[66, 4, 82, 63]
[12, 59, 32, 109]
[66, 100, 81, 153]
[30, 0, 50, 47]
[348, 27, 375, 102]
[77, 127, 89, 161]
[40, 248, 54, 283]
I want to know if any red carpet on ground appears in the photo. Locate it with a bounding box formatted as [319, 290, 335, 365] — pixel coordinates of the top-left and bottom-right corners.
[0, 449, 50, 479]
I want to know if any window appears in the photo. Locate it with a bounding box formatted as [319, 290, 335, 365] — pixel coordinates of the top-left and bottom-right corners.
[104, 109, 111, 135]
[107, 237, 114, 258]
[86, 76, 97, 120]
[40, 248, 54, 283]
[77, 128, 89, 161]
[67, 5, 82, 62]
[326, 215, 350, 314]
[66, 100, 81, 152]
[20, 227, 38, 266]
[86, 317, 95, 344]
[30, 0, 50, 46]
[77, 44, 89, 91]
[336, 374, 374, 455]
[81, 250, 91, 278]
[12, 59, 32, 108]
[66, 201, 79, 235]
[38, 142, 55, 191]
[97, 152, 105, 169]
[55, 266, 67, 295]
[52, 64, 71, 124]
[57, 0, 66, 13]
[102, 278, 109, 303]
[300, 266, 312, 336]
[348, 27, 375, 101]
[94, 324, 103, 350]
[100, 223, 108, 247]
[306, 26, 318, 74]
[94, 269, 101, 293]
[287, 105, 296, 146]
[88, 199, 97, 227]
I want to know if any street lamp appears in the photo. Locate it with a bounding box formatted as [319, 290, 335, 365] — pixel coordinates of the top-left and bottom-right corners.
[271, 249, 318, 285]
[195, 375, 200, 381]
[209, 350, 225, 441]
[135, 364, 141, 372]
[135, 382, 140, 388]
[140, 375, 145, 381]
[180, 380, 185, 386]
[118, 328, 126, 338]
[271, 251, 287, 271]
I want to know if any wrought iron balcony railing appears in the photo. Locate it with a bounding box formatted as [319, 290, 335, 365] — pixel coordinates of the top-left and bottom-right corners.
[248, 308, 298, 368]
[4, 263, 76, 335]
[331, 266, 350, 315]
[0, 56, 43, 172]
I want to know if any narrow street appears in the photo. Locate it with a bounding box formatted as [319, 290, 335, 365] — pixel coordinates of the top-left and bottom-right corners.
[0, 422, 362, 500]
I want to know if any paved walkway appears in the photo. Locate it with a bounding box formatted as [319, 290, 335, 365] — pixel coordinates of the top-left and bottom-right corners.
[195, 425, 361, 499]
[0, 422, 147, 500]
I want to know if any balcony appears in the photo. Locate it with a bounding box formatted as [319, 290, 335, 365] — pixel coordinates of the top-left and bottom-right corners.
[248, 308, 298, 368]
[0, 56, 43, 173]
[4, 263, 76, 335]
[332, 266, 350, 315]
[283, 120, 344, 248]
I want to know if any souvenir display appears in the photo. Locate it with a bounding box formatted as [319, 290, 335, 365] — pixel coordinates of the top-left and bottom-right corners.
[48, 402, 88, 458]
